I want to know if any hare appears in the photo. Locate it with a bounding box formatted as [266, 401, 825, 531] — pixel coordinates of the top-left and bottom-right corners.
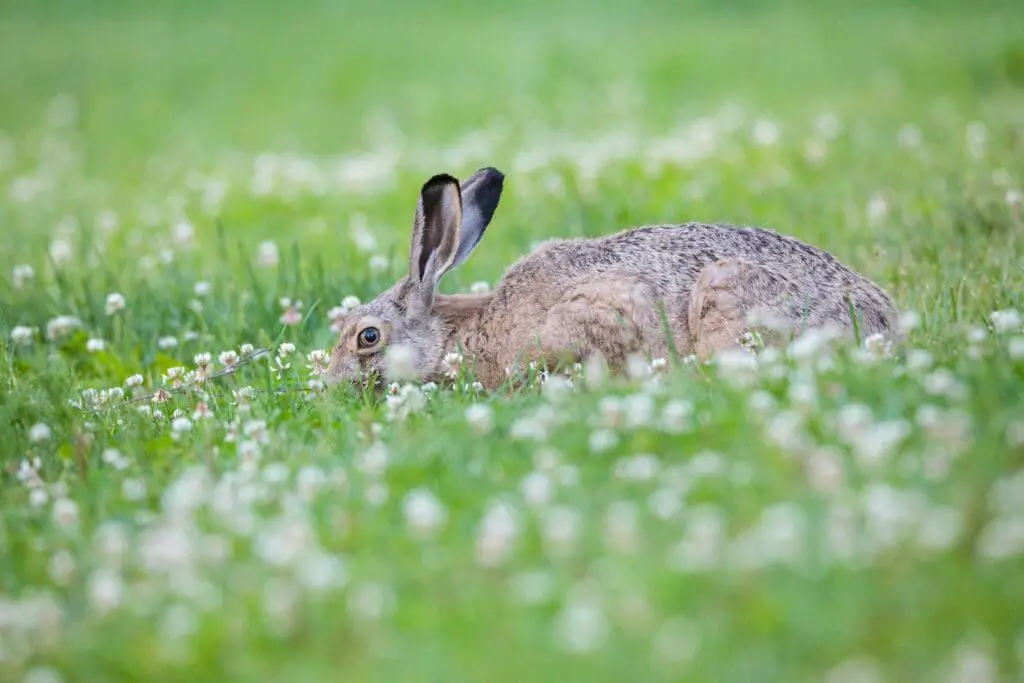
[325, 167, 898, 389]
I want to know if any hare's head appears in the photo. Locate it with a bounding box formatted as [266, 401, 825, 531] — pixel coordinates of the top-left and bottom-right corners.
[325, 167, 505, 388]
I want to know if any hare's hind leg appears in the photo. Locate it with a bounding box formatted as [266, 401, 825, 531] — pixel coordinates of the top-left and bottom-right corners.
[688, 258, 805, 360]
[533, 276, 667, 370]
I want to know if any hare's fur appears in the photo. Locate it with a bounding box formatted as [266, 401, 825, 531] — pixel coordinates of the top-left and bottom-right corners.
[325, 167, 897, 389]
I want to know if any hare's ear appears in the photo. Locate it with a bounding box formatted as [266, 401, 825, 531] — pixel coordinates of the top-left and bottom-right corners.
[407, 173, 463, 315]
[451, 167, 504, 269]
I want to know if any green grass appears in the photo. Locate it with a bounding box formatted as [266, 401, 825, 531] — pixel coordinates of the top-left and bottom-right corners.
[2, 0, 1024, 681]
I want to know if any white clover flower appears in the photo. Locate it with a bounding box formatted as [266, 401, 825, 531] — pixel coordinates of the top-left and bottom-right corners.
[469, 281, 491, 294]
[614, 453, 661, 483]
[104, 292, 126, 315]
[401, 488, 448, 539]
[441, 351, 463, 379]
[554, 592, 609, 654]
[122, 478, 146, 501]
[157, 335, 178, 349]
[28, 422, 52, 442]
[11, 325, 37, 345]
[12, 264, 34, 289]
[48, 550, 76, 586]
[52, 498, 79, 528]
[49, 238, 73, 266]
[86, 338, 106, 352]
[897, 309, 921, 334]
[218, 350, 239, 367]
[991, 309, 1022, 334]
[464, 403, 494, 434]
[475, 500, 521, 567]
[170, 417, 193, 438]
[193, 280, 211, 296]
[278, 342, 296, 358]
[87, 568, 124, 615]
[45, 315, 81, 340]
[588, 429, 618, 453]
[540, 505, 582, 558]
[384, 343, 417, 382]
[258, 240, 279, 267]
[520, 471, 555, 509]
[347, 581, 395, 623]
[306, 349, 329, 376]
[1007, 188, 1023, 206]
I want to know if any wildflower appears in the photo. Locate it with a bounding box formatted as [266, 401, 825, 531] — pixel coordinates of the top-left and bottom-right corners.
[614, 453, 661, 482]
[12, 264, 34, 288]
[101, 448, 129, 470]
[520, 471, 555, 509]
[385, 384, 426, 421]
[258, 240, 279, 267]
[510, 570, 555, 605]
[589, 429, 618, 453]
[470, 281, 491, 294]
[46, 315, 81, 340]
[157, 335, 178, 349]
[652, 617, 702, 669]
[897, 124, 923, 149]
[11, 325, 37, 345]
[306, 349, 329, 376]
[814, 113, 841, 139]
[48, 550, 76, 586]
[991, 309, 1022, 334]
[752, 118, 780, 146]
[541, 375, 574, 402]
[555, 591, 609, 654]
[28, 422, 52, 442]
[441, 351, 463, 379]
[122, 478, 146, 501]
[369, 254, 389, 272]
[1007, 189, 1023, 206]
[603, 500, 640, 555]
[540, 505, 582, 558]
[1009, 337, 1024, 360]
[86, 338, 106, 352]
[402, 489, 448, 539]
[279, 298, 303, 327]
[863, 332, 893, 358]
[898, 309, 921, 334]
[52, 498, 79, 528]
[465, 403, 494, 434]
[865, 194, 889, 227]
[193, 280, 211, 296]
[88, 568, 124, 615]
[170, 417, 193, 439]
[475, 500, 521, 567]
[192, 401, 213, 421]
[104, 292, 126, 315]
[278, 342, 296, 358]
[49, 238, 73, 265]
[30, 488, 49, 507]
[347, 581, 395, 622]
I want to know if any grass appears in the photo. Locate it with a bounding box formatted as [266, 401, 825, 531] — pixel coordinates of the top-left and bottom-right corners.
[2, 0, 1024, 681]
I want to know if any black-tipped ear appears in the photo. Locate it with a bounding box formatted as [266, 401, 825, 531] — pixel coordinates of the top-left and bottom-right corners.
[407, 173, 463, 314]
[451, 167, 504, 269]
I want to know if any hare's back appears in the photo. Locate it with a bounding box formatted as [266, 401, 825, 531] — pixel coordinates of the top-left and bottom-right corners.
[513, 222, 871, 295]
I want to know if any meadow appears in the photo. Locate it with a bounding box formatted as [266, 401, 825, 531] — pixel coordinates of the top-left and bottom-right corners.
[2, 0, 1024, 681]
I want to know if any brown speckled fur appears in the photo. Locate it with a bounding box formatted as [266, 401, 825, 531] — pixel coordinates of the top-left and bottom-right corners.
[325, 167, 898, 390]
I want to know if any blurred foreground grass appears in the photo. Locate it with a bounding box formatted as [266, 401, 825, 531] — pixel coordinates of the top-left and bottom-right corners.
[2, 1, 1024, 682]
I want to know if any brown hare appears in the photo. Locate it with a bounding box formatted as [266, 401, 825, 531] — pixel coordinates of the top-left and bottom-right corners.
[325, 167, 897, 389]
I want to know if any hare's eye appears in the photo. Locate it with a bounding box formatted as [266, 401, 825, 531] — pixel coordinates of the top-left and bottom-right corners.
[357, 326, 381, 349]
